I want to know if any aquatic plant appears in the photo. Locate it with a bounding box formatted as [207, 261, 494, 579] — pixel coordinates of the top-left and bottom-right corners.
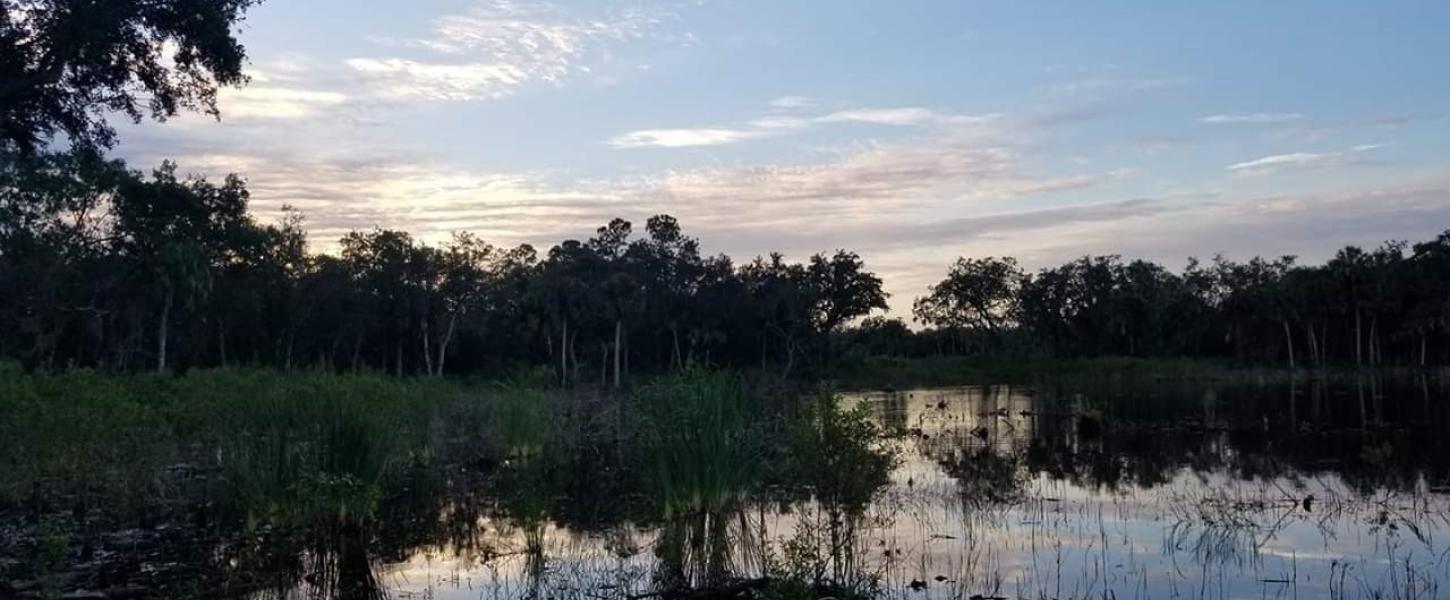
[633, 371, 761, 518]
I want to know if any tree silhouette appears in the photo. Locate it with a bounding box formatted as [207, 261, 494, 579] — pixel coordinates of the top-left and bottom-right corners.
[1, 0, 261, 153]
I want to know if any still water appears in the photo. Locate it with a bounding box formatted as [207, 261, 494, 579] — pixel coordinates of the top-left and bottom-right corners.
[358, 376, 1450, 600]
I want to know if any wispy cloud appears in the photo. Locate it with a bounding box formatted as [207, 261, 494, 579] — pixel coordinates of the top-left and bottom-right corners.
[609, 104, 1000, 149]
[344, 58, 529, 101]
[1200, 112, 1305, 124]
[817, 107, 1000, 127]
[347, 1, 674, 102]
[1227, 144, 1382, 175]
[768, 96, 816, 109]
[1041, 76, 1192, 96]
[1228, 152, 1335, 173]
[218, 86, 350, 119]
[607, 128, 768, 149]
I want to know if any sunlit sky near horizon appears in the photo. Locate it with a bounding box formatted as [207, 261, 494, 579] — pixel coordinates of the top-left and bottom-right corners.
[113, 0, 1450, 313]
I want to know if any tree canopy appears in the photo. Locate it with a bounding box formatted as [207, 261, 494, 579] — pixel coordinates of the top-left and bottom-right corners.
[1, 0, 260, 153]
[4, 150, 1449, 378]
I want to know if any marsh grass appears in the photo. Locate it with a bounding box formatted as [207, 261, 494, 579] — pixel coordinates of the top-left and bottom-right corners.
[633, 371, 761, 518]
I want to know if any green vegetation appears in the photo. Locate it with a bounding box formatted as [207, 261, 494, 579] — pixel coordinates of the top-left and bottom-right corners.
[0, 366, 463, 510]
[0, 366, 900, 597]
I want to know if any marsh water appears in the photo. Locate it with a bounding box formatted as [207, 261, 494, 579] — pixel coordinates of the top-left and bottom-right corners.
[336, 376, 1450, 600]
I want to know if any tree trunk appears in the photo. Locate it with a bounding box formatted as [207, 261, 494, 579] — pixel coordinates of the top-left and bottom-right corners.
[760, 334, 768, 372]
[421, 318, 433, 376]
[568, 330, 580, 381]
[781, 337, 796, 379]
[395, 341, 403, 377]
[436, 314, 458, 377]
[157, 287, 173, 374]
[285, 332, 294, 372]
[1421, 333, 1428, 367]
[218, 320, 227, 367]
[1368, 316, 1379, 366]
[559, 319, 569, 386]
[671, 327, 683, 372]
[1354, 309, 1363, 367]
[613, 319, 623, 389]
[351, 333, 363, 372]
[1306, 323, 1319, 367]
[1283, 320, 1295, 370]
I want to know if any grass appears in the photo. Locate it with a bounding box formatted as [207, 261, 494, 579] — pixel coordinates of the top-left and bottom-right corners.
[633, 370, 762, 518]
[0, 365, 898, 597]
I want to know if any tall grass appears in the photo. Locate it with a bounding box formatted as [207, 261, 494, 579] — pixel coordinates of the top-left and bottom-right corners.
[0, 365, 461, 515]
[632, 371, 761, 518]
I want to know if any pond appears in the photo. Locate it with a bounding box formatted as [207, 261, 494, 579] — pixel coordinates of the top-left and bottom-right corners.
[6, 373, 1449, 599]
[357, 375, 1450, 600]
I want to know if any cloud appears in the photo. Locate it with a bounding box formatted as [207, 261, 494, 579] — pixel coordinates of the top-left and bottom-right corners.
[1041, 77, 1192, 96]
[1200, 113, 1305, 124]
[609, 105, 1000, 149]
[1227, 144, 1382, 175]
[769, 96, 816, 109]
[607, 128, 768, 149]
[347, 1, 673, 102]
[344, 58, 527, 101]
[218, 86, 350, 119]
[1228, 152, 1334, 173]
[817, 108, 1000, 127]
[139, 123, 1120, 257]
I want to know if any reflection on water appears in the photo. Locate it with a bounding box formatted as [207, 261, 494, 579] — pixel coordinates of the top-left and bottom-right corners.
[286, 376, 1450, 599]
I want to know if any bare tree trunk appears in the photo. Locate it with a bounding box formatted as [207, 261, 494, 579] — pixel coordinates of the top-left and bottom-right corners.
[613, 319, 623, 389]
[761, 334, 768, 372]
[781, 337, 796, 379]
[218, 320, 227, 367]
[436, 314, 458, 377]
[1283, 320, 1296, 370]
[285, 332, 294, 372]
[671, 327, 683, 372]
[569, 330, 580, 382]
[157, 287, 173, 374]
[421, 318, 433, 376]
[1306, 323, 1319, 367]
[600, 343, 608, 388]
[559, 319, 568, 386]
[1368, 316, 1378, 366]
[395, 341, 403, 377]
[1354, 309, 1363, 367]
[1421, 333, 1428, 367]
[351, 333, 363, 372]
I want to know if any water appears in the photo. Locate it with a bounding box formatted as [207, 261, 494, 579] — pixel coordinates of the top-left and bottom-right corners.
[357, 376, 1450, 600]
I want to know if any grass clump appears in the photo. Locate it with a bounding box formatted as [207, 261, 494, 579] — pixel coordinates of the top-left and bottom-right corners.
[633, 370, 762, 518]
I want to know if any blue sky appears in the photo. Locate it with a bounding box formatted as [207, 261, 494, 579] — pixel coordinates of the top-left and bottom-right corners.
[115, 0, 1450, 312]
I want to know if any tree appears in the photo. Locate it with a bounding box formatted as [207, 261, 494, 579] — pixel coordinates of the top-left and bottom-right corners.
[111, 163, 250, 372]
[1, 0, 261, 153]
[806, 250, 888, 334]
[913, 257, 1023, 352]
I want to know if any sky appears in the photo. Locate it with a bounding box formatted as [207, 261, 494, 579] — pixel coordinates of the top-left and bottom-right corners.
[113, 0, 1450, 316]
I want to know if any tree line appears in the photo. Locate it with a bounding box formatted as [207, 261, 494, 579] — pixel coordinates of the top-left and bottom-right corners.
[6, 1, 1448, 378]
[0, 151, 892, 381]
[902, 241, 1450, 367]
[4, 150, 1448, 381]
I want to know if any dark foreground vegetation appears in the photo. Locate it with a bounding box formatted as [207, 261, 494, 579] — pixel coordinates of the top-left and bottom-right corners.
[4, 149, 1450, 383]
[0, 368, 898, 599]
[6, 366, 1450, 599]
